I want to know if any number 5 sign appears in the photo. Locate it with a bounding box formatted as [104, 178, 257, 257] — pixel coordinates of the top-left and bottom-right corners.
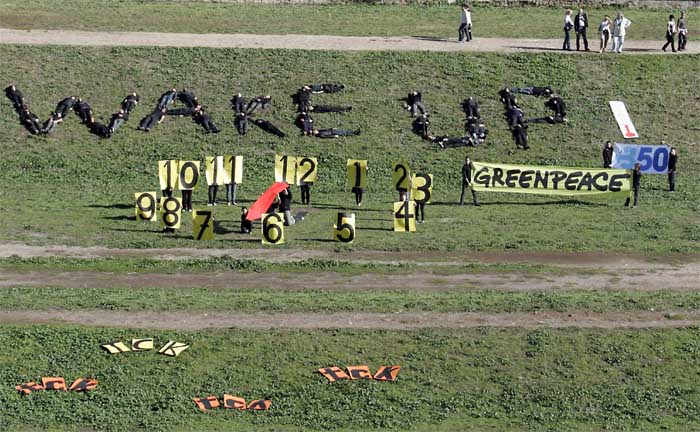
[612, 143, 670, 174]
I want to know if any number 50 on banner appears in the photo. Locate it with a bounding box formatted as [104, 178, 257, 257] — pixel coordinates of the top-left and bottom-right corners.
[612, 143, 670, 174]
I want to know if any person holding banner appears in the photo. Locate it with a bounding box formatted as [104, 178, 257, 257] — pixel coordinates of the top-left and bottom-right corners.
[459, 157, 479, 206]
[625, 163, 642, 207]
[668, 147, 677, 192]
[603, 141, 613, 168]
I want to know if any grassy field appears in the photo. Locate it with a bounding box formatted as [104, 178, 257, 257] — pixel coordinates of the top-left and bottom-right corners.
[2, 325, 700, 431]
[1, 1, 694, 40]
[0, 45, 698, 253]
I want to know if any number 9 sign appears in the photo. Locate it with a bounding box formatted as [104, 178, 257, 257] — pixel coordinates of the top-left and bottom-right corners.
[134, 192, 157, 221]
[262, 213, 285, 244]
[333, 212, 355, 243]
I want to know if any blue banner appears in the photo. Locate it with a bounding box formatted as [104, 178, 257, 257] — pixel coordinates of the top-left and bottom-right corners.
[612, 143, 669, 174]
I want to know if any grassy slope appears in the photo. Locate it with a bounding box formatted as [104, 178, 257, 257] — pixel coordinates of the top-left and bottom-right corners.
[1, 46, 698, 253]
[1, 1, 694, 40]
[2, 325, 700, 431]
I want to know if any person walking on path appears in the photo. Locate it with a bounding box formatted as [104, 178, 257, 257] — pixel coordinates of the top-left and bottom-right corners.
[563, 10, 574, 51]
[598, 15, 612, 52]
[677, 12, 688, 51]
[574, 8, 590, 51]
[662, 14, 677, 52]
[612, 12, 632, 53]
[458, 5, 472, 43]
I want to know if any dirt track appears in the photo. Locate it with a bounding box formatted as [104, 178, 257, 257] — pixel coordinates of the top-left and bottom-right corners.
[1, 309, 697, 330]
[2, 28, 698, 54]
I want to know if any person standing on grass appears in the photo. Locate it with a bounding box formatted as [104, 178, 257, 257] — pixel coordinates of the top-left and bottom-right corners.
[458, 5, 472, 43]
[662, 14, 677, 52]
[599, 15, 613, 52]
[563, 10, 574, 51]
[625, 163, 642, 208]
[459, 156, 479, 206]
[574, 7, 590, 51]
[603, 141, 613, 168]
[668, 147, 678, 192]
[677, 12, 688, 51]
[612, 12, 632, 53]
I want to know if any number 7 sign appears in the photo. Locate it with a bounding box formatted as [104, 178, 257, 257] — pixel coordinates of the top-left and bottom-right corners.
[609, 101, 639, 139]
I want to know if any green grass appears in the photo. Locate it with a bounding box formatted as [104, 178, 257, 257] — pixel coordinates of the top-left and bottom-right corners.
[3, 325, 700, 431]
[3, 285, 700, 313]
[1, 1, 695, 40]
[1, 45, 699, 253]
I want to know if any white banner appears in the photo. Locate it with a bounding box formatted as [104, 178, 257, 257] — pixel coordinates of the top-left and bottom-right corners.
[612, 143, 670, 174]
[609, 101, 639, 139]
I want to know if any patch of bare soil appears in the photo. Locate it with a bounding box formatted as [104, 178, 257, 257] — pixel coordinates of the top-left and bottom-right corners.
[1, 309, 697, 330]
[1, 264, 700, 291]
[1, 28, 697, 54]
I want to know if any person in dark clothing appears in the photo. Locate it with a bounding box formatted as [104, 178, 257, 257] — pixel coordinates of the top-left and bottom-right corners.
[544, 95, 567, 118]
[245, 95, 272, 114]
[462, 97, 480, 120]
[294, 89, 312, 112]
[54, 96, 77, 119]
[89, 121, 112, 138]
[192, 108, 220, 134]
[166, 107, 196, 117]
[510, 86, 553, 97]
[467, 119, 488, 145]
[667, 147, 677, 192]
[138, 108, 166, 131]
[662, 14, 677, 52]
[108, 110, 126, 133]
[231, 93, 247, 115]
[177, 88, 199, 108]
[506, 106, 525, 129]
[412, 114, 430, 140]
[513, 124, 529, 149]
[300, 181, 312, 205]
[526, 115, 567, 125]
[41, 112, 62, 135]
[405, 91, 427, 118]
[226, 180, 238, 206]
[162, 186, 173, 199]
[305, 83, 345, 94]
[157, 88, 178, 110]
[433, 135, 472, 149]
[252, 118, 285, 138]
[498, 88, 518, 110]
[297, 111, 315, 135]
[182, 189, 193, 213]
[240, 207, 252, 234]
[312, 128, 361, 138]
[279, 187, 295, 226]
[207, 184, 218, 206]
[20, 108, 42, 135]
[460, 156, 479, 206]
[73, 99, 93, 124]
[4, 85, 25, 111]
[625, 163, 641, 207]
[574, 8, 590, 51]
[310, 105, 352, 113]
[603, 141, 613, 168]
[234, 112, 248, 135]
[121, 93, 139, 117]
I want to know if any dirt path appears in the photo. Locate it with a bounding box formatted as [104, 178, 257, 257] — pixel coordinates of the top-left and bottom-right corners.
[1, 309, 697, 330]
[2, 264, 700, 291]
[2, 28, 697, 54]
[2, 242, 696, 269]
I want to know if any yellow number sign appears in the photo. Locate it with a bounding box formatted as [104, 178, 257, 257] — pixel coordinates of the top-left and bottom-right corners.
[134, 192, 157, 222]
[193, 210, 214, 241]
[224, 155, 243, 184]
[158, 160, 178, 191]
[274, 155, 296, 184]
[205, 156, 225, 186]
[178, 161, 200, 191]
[393, 201, 416, 232]
[392, 162, 411, 191]
[262, 213, 285, 244]
[333, 212, 355, 243]
[160, 197, 182, 229]
[411, 173, 433, 204]
[296, 157, 318, 185]
[347, 159, 368, 189]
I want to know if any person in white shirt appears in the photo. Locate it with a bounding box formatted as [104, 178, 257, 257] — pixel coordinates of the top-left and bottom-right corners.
[563, 10, 574, 51]
[662, 14, 677, 52]
[458, 5, 472, 42]
[612, 12, 632, 53]
[598, 15, 612, 52]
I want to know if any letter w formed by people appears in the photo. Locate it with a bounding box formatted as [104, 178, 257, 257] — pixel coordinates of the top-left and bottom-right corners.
[471, 162, 630, 197]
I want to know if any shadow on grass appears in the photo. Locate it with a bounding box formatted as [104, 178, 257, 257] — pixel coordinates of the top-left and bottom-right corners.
[103, 215, 135, 221]
[410, 35, 451, 42]
[88, 203, 132, 209]
[297, 238, 336, 243]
